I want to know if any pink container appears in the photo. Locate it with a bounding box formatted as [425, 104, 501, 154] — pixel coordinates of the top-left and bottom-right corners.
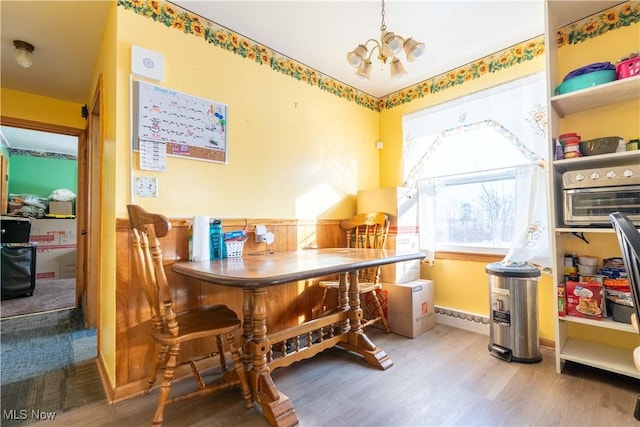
[616, 57, 640, 79]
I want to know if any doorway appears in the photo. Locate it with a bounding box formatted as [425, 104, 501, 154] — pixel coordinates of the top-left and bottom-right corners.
[0, 118, 85, 318]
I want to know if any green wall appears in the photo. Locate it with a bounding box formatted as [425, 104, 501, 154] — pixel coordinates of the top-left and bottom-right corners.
[8, 154, 77, 197]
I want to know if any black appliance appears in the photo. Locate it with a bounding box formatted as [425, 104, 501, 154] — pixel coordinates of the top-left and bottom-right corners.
[1, 216, 37, 299]
[1, 216, 32, 243]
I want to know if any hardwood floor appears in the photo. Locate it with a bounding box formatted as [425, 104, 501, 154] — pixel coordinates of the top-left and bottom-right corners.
[35, 324, 640, 426]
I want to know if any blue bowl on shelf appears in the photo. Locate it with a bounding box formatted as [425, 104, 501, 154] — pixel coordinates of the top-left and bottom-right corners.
[554, 70, 617, 95]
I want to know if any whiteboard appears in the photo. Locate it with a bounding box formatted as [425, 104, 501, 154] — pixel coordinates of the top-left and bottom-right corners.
[133, 81, 228, 163]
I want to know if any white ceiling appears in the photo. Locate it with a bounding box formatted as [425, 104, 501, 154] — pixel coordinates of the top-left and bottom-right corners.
[173, 0, 547, 98]
[0, 125, 78, 156]
[0, 0, 622, 154]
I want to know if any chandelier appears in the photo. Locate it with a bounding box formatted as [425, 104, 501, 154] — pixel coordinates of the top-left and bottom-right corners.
[346, 0, 425, 80]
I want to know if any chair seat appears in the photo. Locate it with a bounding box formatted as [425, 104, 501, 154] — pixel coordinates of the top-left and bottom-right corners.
[152, 305, 241, 344]
[319, 280, 382, 293]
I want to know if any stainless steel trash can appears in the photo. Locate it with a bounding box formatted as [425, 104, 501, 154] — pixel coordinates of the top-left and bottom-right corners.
[486, 262, 541, 363]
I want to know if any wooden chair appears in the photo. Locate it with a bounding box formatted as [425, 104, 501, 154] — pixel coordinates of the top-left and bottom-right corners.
[610, 211, 640, 420]
[127, 205, 253, 426]
[319, 212, 391, 333]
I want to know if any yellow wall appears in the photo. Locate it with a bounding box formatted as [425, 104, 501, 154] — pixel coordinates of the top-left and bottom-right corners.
[0, 88, 85, 129]
[114, 9, 379, 221]
[89, 1, 118, 388]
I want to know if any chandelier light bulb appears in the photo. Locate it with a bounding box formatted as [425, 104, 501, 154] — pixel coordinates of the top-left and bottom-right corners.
[355, 59, 373, 81]
[390, 57, 407, 80]
[404, 38, 425, 62]
[347, 44, 368, 68]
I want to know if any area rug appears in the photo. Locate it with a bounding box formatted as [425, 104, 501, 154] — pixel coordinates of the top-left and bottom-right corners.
[1, 309, 102, 426]
[1, 278, 75, 319]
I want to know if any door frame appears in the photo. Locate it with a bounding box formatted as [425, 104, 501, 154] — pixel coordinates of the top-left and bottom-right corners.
[0, 115, 92, 322]
[81, 75, 104, 329]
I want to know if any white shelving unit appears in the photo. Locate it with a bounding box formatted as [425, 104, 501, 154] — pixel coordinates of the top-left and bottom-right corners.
[545, 0, 640, 379]
[551, 75, 640, 117]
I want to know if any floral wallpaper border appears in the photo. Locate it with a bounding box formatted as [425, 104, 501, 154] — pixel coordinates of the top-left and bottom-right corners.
[118, 0, 639, 112]
[10, 148, 77, 161]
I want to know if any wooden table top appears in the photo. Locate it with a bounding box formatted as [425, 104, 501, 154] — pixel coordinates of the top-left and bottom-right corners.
[172, 248, 426, 289]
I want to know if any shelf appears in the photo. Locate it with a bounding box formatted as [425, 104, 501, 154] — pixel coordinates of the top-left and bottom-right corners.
[551, 75, 640, 117]
[556, 226, 640, 234]
[556, 227, 614, 234]
[560, 314, 637, 333]
[559, 337, 640, 379]
[552, 150, 640, 172]
[548, 1, 640, 383]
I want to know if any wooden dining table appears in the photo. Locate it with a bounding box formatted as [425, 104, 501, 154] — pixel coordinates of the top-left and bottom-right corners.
[172, 247, 426, 427]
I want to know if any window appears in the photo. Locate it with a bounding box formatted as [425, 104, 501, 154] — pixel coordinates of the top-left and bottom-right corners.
[403, 73, 551, 265]
[432, 168, 516, 252]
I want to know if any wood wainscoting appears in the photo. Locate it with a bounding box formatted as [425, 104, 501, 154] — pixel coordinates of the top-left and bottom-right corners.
[111, 217, 344, 401]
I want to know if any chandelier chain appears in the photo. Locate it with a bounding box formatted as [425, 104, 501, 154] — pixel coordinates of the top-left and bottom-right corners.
[380, 0, 386, 31]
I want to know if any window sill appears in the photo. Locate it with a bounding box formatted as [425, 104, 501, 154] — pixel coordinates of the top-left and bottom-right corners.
[435, 251, 504, 263]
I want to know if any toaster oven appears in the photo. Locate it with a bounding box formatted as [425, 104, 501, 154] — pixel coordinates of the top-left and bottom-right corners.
[562, 165, 640, 226]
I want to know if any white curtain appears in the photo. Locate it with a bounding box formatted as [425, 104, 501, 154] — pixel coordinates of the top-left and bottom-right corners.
[403, 72, 550, 268]
[417, 178, 436, 264]
[503, 164, 552, 270]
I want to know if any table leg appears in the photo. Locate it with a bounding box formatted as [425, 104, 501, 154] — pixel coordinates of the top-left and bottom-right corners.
[242, 289, 253, 371]
[341, 270, 393, 370]
[338, 273, 350, 334]
[249, 288, 298, 427]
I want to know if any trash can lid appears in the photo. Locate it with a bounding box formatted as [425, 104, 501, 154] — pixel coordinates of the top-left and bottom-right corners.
[485, 262, 540, 278]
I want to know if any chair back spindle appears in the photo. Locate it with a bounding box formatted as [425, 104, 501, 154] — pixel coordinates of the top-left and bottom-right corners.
[341, 212, 390, 284]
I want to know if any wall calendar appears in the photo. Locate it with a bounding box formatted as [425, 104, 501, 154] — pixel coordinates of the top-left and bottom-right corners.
[133, 80, 228, 163]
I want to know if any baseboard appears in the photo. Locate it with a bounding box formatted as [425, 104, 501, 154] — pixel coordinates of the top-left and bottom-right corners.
[435, 306, 556, 349]
[435, 306, 490, 336]
[96, 352, 115, 403]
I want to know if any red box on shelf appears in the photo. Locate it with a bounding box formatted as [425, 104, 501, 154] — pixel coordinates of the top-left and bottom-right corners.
[565, 281, 603, 320]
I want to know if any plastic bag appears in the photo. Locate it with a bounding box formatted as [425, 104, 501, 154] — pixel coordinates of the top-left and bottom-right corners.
[49, 188, 76, 201]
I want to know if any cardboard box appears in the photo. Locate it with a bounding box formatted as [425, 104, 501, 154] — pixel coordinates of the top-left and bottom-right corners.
[383, 279, 436, 338]
[48, 201, 74, 215]
[29, 219, 77, 279]
[380, 233, 421, 283]
[35, 247, 77, 279]
[30, 219, 77, 246]
[357, 187, 418, 233]
[566, 281, 603, 320]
